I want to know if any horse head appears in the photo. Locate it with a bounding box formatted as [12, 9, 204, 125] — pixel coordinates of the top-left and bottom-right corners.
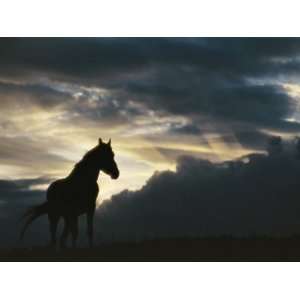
[97, 138, 120, 179]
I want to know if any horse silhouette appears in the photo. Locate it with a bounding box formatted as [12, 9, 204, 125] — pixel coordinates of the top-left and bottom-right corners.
[20, 138, 119, 248]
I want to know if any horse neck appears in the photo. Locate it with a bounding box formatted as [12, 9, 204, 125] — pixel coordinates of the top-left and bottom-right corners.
[69, 159, 100, 183]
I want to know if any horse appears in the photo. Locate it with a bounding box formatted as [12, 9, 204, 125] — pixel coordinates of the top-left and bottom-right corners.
[20, 138, 120, 248]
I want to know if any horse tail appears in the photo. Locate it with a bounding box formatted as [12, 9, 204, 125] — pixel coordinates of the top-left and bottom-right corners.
[20, 202, 48, 240]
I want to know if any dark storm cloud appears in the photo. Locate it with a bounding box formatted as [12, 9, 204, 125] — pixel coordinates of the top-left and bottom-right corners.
[0, 177, 49, 247]
[0, 38, 162, 80]
[96, 141, 300, 241]
[0, 177, 50, 210]
[154, 146, 215, 162]
[0, 177, 50, 193]
[0, 80, 73, 108]
[1, 38, 300, 131]
[120, 73, 295, 125]
[2, 38, 300, 80]
[224, 130, 271, 151]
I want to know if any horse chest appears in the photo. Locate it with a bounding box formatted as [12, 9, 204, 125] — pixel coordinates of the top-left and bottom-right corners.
[69, 183, 99, 202]
[48, 179, 99, 215]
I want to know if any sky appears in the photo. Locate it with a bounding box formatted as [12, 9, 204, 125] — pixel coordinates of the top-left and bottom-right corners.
[2, 38, 300, 245]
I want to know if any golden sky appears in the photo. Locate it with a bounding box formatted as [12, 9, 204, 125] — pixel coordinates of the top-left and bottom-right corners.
[0, 77, 261, 203]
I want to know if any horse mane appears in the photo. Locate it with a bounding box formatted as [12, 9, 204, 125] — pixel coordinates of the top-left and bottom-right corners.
[68, 146, 100, 179]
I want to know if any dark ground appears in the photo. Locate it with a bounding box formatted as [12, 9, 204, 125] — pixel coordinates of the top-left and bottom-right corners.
[2, 237, 300, 261]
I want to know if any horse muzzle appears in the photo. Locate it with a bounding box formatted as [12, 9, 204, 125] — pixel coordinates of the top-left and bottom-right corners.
[111, 169, 120, 179]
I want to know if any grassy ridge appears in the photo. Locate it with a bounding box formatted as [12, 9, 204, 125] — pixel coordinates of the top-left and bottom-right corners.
[2, 237, 300, 261]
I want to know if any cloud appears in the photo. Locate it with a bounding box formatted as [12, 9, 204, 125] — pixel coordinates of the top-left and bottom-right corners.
[223, 130, 271, 151]
[2, 38, 300, 80]
[96, 139, 300, 241]
[0, 136, 74, 178]
[0, 177, 49, 246]
[1, 38, 300, 153]
[0, 80, 73, 109]
[121, 74, 294, 124]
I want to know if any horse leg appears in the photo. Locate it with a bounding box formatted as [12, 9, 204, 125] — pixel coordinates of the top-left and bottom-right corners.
[70, 216, 79, 248]
[59, 217, 70, 249]
[86, 210, 95, 248]
[48, 215, 59, 248]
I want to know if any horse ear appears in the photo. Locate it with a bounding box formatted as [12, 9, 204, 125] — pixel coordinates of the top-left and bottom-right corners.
[108, 138, 111, 146]
[99, 138, 103, 145]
